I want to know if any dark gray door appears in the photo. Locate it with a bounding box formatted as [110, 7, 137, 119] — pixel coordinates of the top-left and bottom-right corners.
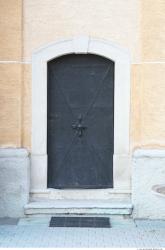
[47, 54, 114, 189]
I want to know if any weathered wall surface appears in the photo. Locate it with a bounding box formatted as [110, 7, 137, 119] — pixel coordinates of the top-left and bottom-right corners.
[141, 0, 165, 61]
[132, 149, 165, 219]
[131, 63, 165, 149]
[0, 148, 30, 217]
[0, 0, 22, 147]
[22, 64, 31, 148]
[0, 0, 165, 151]
[23, 0, 141, 149]
[131, 0, 165, 149]
[23, 0, 141, 62]
[0, 64, 22, 146]
[0, 0, 165, 220]
[0, 0, 22, 61]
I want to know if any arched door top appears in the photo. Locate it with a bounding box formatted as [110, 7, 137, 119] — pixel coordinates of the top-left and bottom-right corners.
[32, 36, 130, 63]
[31, 36, 131, 192]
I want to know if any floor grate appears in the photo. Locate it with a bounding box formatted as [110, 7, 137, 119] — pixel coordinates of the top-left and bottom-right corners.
[49, 216, 111, 228]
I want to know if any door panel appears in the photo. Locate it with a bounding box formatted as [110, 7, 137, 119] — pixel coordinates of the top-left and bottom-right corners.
[47, 54, 114, 189]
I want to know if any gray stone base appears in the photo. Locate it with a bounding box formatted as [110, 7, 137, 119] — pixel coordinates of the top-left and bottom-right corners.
[132, 149, 165, 219]
[0, 148, 30, 217]
[1, 147, 165, 219]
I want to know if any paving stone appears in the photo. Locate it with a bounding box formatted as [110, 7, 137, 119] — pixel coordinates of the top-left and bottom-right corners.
[18, 217, 51, 226]
[0, 218, 164, 247]
[110, 217, 136, 228]
[0, 217, 18, 225]
[135, 219, 165, 229]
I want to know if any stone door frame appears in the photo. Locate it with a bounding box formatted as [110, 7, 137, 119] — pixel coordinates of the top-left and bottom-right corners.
[31, 36, 131, 198]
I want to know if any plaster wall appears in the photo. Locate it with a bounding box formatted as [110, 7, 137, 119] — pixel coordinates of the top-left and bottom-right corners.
[130, 0, 165, 149]
[1, 0, 165, 150]
[22, 0, 141, 149]
[0, 0, 22, 61]
[131, 63, 165, 149]
[141, 0, 165, 61]
[0, 0, 165, 219]
[0, 64, 22, 146]
[0, 148, 30, 217]
[0, 0, 22, 147]
[23, 0, 141, 62]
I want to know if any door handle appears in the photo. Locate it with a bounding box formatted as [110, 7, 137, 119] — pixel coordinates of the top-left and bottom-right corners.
[72, 114, 87, 137]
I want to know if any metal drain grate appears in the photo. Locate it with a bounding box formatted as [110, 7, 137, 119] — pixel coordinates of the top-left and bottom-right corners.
[49, 217, 111, 228]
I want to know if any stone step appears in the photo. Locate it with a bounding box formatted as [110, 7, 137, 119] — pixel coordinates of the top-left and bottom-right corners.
[24, 199, 133, 216]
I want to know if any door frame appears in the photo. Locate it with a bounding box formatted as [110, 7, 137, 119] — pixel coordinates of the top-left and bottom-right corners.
[31, 36, 131, 197]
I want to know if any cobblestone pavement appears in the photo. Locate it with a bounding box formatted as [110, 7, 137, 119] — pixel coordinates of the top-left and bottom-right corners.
[0, 217, 165, 248]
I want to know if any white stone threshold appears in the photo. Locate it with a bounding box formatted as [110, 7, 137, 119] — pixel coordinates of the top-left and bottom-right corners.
[24, 199, 133, 216]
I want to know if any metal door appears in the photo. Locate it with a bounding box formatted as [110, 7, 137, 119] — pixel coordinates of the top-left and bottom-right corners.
[47, 54, 114, 188]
